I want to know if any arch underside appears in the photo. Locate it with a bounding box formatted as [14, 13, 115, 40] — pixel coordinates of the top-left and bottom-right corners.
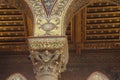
[0, 0, 34, 51]
[64, 0, 119, 30]
[65, 0, 120, 51]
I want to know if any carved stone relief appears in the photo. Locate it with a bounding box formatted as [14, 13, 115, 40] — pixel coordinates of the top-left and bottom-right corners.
[28, 37, 69, 80]
[30, 50, 66, 76]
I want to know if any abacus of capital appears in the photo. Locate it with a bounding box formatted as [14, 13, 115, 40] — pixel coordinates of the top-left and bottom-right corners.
[28, 36, 69, 80]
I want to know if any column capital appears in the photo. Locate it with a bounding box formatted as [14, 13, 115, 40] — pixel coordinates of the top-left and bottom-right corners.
[28, 36, 69, 80]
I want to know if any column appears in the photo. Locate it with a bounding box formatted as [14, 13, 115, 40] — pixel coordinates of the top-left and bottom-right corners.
[28, 36, 69, 80]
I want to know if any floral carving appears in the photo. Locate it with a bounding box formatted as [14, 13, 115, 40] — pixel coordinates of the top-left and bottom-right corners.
[28, 37, 69, 80]
[30, 50, 66, 75]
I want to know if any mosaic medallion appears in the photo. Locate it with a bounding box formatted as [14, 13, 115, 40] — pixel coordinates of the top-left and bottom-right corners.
[41, 0, 57, 16]
[40, 23, 56, 35]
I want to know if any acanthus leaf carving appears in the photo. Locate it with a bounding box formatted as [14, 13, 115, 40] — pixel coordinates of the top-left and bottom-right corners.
[28, 37, 69, 80]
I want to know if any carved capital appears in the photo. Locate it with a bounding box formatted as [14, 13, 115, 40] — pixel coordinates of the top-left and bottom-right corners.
[28, 36, 69, 80]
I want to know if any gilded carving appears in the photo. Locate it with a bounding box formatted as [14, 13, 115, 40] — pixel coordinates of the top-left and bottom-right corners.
[28, 37, 69, 80]
[30, 50, 66, 75]
[28, 37, 67, 50]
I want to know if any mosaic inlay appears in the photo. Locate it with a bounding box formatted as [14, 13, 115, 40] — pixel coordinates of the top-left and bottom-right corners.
[41, 0, 57, 16]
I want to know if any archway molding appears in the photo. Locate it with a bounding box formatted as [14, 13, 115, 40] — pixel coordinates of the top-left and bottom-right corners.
[6, 73, 27, 80]
[87, 71, 110, 80]
[1, 0, 34, 36]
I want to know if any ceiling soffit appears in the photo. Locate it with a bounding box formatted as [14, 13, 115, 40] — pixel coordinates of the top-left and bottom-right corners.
[64, 0, 120, 33]
[0, 0, 33, 21]
[66, 0, 120, 52]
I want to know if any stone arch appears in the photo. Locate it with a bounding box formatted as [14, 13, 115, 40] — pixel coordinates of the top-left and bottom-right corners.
[8, 0, 34, 36]
[22, 0, 46, 36]
[0, 1, 34, 51]
[10, 0, 120, 36]
[87, 71, 110, 80]
[14, 0, 34, 36]
[63, 0, 119, 35]
[0, 0, 34, 36]
[6, 73, 27, 80]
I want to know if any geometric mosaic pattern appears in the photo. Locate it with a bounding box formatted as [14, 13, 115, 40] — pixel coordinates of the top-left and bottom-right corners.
[41, 0, 57, 16]
[28, 37, 67, 50]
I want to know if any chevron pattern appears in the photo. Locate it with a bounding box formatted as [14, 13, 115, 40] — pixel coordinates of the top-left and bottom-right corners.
[41, 0, 57, 16]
